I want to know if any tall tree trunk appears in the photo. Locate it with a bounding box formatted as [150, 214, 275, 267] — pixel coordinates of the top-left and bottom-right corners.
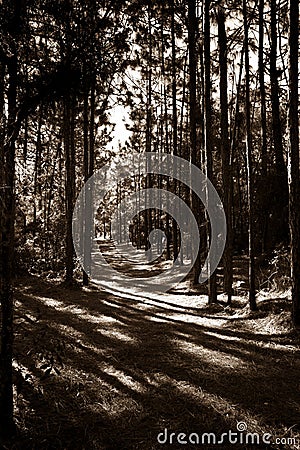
[64, 92, 76, 284]
[204, 0, 217, 303]
[145, 4, 153, 259]
[270, 0, 289, 245]
[171, 0, 179, 263]
[83, 75, 96, 282]
[217, 6, 233, 305]
[161, 8, 171, 260]
[188, 0, 202, 285]
[0, 62, 5, 199]
[33, 106, 43, 234]
[178, 52, 188, 264]
[83, 81, 89, 286]
[230, 46, 244, 248]
[259, 0, 269, 253]
[0, 51, 17, 438]
[259, 0, 267, 175]
[288, 0, 300, 327]
[243, 0, 257, 311]
[270, 0, 286, 177]
[89, 75, 95, 179]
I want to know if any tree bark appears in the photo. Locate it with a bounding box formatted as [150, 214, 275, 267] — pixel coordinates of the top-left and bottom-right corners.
[188, 0, 202, 286]
[259, 0, 267, 175]
[83, 81, 89, 286]
[243, 0, 257, 311]
[204, 0, 217, 303]
[288, 0, 300, 327]
[270, 0, 286, 177]
[217, 6, 233, 305]
[33, 106, 43, 234]
[0, 52, 17, 438]
[64, 92, 76, 284]
[171, 0, 179, 263]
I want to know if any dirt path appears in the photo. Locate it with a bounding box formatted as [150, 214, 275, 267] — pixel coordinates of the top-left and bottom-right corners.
[9, 275, 300, 449]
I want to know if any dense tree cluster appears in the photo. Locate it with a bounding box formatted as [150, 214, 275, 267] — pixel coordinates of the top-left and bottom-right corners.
[0, 0, 298, 438]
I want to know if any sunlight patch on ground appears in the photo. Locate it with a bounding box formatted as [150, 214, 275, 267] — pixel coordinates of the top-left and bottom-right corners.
[147, 315, 173, 323]
[146, 311, 228, 328]
[103, 299, 123, 309]
[36, 296, 65, 309]
[145, 371, 262, 431]
[204, 330, 240, 341]
[50, 323, 137, 360]
[102, 363, 146, 393]
[173, 339, 249, 370]
[96, 283, 207, 308]
[52, 323, 87, 342]
[12, 360, 38, 387]
[36, 295, 126, 326]
[98, 328, 137, 344]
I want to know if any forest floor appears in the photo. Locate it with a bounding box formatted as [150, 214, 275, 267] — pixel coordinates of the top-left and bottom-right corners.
[5, 260, 300, 450]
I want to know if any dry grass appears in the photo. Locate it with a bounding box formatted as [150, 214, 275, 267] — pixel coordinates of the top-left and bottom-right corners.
[3, 274, 300, 449]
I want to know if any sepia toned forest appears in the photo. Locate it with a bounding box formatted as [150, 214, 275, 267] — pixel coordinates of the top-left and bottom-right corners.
[0, 0, 299, 448]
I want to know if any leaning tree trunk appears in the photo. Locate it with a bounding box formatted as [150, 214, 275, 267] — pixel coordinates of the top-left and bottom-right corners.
[243, 0, 257, 311]
[288, 0, 300, 327]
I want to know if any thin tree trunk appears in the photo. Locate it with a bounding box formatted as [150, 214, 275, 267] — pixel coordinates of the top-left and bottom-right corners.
[145, 5, 153, 259]
[217, 6, 233, 304]
[288, 0, 300, 327]
[161, 11, 171, 260]
[188, 0, 202, 286]
[64, 92, 75, 284]
[83, 81, 89, 286]
[0, 51, 17, 438]
[0, 61, 5, 194]
[270, 0, 286, 177]
[89, 75, 95, 179]
[82, 75, 96, 285]
[259, 0, 267, 175]
[33, 106, 43, 234]
[270, 0, 289, 244]
[171, 0, 179, 263]
[204, 0, 217, 303]
[243, 0, 257, 311]
[258, 0, 269, 253]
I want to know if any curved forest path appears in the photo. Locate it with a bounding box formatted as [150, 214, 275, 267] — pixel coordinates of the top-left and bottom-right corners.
[9, 271, 300, 449]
